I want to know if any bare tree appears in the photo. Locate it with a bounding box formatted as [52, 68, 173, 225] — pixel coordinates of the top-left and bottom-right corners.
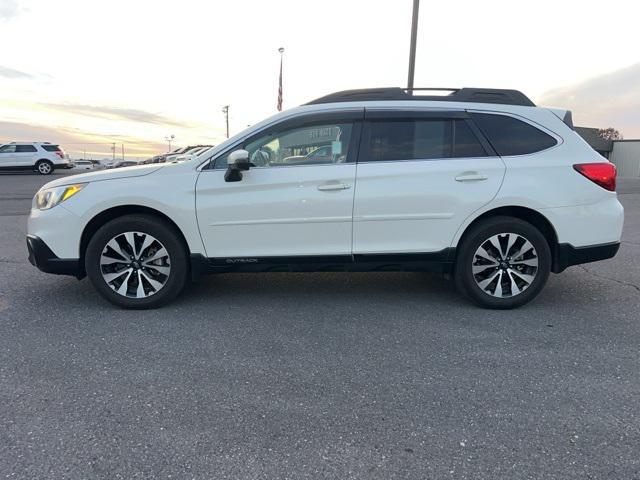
[598, 128, 623, 141]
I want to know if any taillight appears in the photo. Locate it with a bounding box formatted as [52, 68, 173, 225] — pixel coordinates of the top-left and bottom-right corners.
[573, 162, 616, 191]
[55, 151, 64, 159]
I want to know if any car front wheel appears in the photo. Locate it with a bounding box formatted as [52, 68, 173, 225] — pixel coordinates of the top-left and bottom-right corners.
[454, 216, 551, 309]
[85, 214, 188, 309]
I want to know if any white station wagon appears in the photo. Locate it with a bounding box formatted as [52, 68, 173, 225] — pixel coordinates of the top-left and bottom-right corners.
[27, 88, 623, 309]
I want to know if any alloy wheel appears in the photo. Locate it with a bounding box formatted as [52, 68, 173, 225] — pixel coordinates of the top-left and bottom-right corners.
[99, 231, 171, 298]
[472, 232, 538, 298]
[38, 162, 52, 174]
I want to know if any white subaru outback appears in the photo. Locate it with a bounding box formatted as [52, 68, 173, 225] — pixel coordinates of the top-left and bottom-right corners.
[27, 88, 623, 309]
[0, 142, 71, 174]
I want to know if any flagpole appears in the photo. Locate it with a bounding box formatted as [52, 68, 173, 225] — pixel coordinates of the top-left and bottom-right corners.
[277, 47, 284, 111]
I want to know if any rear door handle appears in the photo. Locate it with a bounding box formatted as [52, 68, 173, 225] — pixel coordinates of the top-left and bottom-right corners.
[318, 182, 352, 191]
[455, 173, 488, 182]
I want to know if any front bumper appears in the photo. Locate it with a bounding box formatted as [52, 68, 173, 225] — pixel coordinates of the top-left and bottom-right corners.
[552, 242, 620, 273]
[27, 235, 84, 278]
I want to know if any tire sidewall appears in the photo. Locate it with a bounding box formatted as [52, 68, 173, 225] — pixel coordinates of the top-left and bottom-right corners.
[85, 215, 188, 309]
[455, 217, 551, 309]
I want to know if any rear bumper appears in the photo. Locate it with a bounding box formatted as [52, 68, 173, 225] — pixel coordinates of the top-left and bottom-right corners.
[27, 234, 84, 278]
[553, 242, 620, 273]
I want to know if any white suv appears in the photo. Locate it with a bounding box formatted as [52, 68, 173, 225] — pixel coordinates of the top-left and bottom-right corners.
[27, 88, 623, 309]
[0, 142, 70, 174]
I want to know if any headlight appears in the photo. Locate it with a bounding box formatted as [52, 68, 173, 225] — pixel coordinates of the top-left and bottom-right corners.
[33, 183, 86, 210]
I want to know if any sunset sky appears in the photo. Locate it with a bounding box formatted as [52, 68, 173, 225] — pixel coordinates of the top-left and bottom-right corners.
[1, 0, 639, 159]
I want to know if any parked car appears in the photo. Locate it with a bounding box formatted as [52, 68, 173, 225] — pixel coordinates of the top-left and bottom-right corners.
[108, 160, 138, 169]
[71, 160, 94, 171]
[27, 87, 623, 309]
[0, 142, 70, 174]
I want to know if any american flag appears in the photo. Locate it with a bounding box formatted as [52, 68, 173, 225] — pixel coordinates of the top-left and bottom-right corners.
[277, 54, 283, 111]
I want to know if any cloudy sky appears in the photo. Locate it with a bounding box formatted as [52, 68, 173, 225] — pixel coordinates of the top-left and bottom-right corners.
[1, 0, 639, 159]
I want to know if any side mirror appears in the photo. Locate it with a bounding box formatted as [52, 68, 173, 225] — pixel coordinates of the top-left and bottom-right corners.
[224, 149, 251, 182]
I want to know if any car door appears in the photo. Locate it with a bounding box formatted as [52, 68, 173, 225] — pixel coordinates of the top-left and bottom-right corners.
[352, 109, 505, 254]
[15, 144, 38, 167]
[0, 144, 18, 167]
[195, 110, 363, 259]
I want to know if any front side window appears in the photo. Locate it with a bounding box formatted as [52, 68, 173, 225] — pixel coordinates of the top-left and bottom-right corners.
[0, 145, 17, 153]
[214, 122, 353, 169]
[470, 113, 557, 156]
[363, 118, 487, 161]
[16, 145, 37, 153]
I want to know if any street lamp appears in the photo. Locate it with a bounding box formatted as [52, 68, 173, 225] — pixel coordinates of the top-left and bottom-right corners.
[165, 134, 175, 152]
[221, 105, 230, 138]
[407, 0, 420, 93]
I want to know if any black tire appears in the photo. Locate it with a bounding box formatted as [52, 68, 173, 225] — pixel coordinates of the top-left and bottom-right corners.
[85, 214, 189, 309]
[454, 216, 551, 309]
[35, 159, 54, 175]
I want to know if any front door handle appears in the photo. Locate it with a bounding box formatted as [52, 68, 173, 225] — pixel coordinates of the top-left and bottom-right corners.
[318, 182, 352, 191]
[455, 172, 488, 182]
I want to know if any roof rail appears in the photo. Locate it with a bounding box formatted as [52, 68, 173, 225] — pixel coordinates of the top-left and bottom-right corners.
[306, 87, 536, 107]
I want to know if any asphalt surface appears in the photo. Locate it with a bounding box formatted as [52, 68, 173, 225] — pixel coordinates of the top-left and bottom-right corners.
[1, 171, 639, 479]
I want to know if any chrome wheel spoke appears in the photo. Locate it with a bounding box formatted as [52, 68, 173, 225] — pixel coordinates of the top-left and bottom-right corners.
[507, 270, 522, 295]
[138, 234, 155, 259]
[510, 240, 534, 262]
[143, 247, 168, 264]
[473, 264, 497, 275]
[487, 236, 505, 259]
[100, 256, 128, 266]
[106, 238, 129, 261]
[472, 232, 538, 299]
[100, 231, 171, 299]
[510, 258, 538, 267]
[145, 265, 170, 276]
[508, 268, 535, 284]
[505, 233, 517, 258]
[475, 245, 499, 264]
[136, 271, 146, 298]
[493, 272, 504, 297]
[116, 269, 134, 295]
[477, 270, 501, 291]
[123, 232, 136, 257]
[140, 270, 164, 292]
[103, 268, 132, 283]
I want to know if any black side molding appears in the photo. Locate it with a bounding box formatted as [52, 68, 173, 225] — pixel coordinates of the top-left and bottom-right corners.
[27, 235, 84, 279]
[552, 242, 620, 273]
[190, 249, 456, 279]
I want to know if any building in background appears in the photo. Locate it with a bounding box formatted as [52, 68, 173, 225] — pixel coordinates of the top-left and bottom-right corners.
[575, 127, 640, 178]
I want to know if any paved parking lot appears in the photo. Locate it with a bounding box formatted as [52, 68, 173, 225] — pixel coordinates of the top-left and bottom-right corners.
[1, 171, 639, 479]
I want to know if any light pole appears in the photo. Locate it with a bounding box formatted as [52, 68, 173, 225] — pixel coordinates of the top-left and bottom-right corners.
[277, 47, 284, 111]
[165, 134, 175, 152]
[407, 0, 420, 93]
[221, 105, 230, 138]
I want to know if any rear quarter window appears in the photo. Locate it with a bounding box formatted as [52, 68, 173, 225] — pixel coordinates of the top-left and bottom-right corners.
[41, 145, 61, 152]
[470, 113, 557, 156]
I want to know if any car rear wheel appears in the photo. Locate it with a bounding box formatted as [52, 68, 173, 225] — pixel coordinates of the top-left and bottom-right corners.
[85, 214, 188, 309]
[454, 216, 551, 309]
[35, 160, 53, 175]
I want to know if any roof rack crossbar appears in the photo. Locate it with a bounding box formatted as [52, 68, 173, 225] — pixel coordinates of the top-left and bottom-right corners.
[306, 87, 535, 107]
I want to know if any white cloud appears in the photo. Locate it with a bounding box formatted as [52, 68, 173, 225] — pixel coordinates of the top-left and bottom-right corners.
[0, 65, 33, 79]
[0, 0, 20, 21]
[538, 63, 640, 138]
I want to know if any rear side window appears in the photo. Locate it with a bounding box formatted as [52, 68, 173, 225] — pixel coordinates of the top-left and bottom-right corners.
[470, 113, 557, 156]
[16, 145, 37, 153]
[363, 118, 486, 161]
[41, 145, 61, 152]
